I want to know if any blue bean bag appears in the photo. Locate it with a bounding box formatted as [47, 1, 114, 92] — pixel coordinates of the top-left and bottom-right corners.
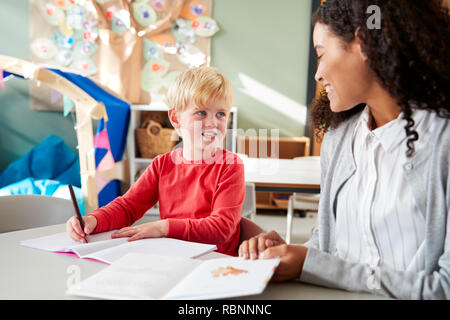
[0, 135, 81, 189]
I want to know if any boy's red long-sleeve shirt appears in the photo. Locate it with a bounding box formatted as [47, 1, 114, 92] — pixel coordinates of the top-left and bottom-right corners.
[89, 148, 245, 256]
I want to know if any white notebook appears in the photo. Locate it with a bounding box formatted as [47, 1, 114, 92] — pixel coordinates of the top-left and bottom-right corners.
[20, 231, 217, 264]
[66, 252, 280, 300]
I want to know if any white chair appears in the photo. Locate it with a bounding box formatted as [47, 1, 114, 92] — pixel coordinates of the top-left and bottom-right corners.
[285, 156, 321, 244]
[286, 193, 320, 244]
[241, 182, 256, 221]
[0, 195, 75, 233]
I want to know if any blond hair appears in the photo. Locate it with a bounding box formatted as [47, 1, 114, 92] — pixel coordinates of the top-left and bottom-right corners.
[165, 66, 233, 113]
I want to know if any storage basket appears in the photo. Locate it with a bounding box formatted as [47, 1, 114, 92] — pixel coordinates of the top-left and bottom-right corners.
[141, 111, 169, 128]
[135, 120, 178, 158]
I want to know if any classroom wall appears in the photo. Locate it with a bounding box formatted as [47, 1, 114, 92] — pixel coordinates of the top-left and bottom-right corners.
[212, 0, 312, 138]
[0, 0, 312, 172]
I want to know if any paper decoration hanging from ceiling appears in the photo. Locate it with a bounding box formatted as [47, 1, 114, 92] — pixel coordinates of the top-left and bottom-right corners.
[91, 0, 217, 102]
[31, 38, 58, 60]
[180, 0, 207, 20]
[192, 16, 219, 37]
[111, 9, 132, 34]
[150, 33, 177, 54]
[30, 0, 217, 110]
[141, 58, 171, 92]
[176, 44, 205, 67]
[55, 49, 73, 66]
[73, 41, 98, 59]
[132, 1, 157, 27]
[172, 18, 196, 43]
[151, 0, 166, 12]
[143, 38, 164, 61]
[41, 2, 65, 26]
[29, 0, 101, 111]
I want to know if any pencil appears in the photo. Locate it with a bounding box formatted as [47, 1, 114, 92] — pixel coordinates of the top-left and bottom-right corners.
[68, 184, 88, 243]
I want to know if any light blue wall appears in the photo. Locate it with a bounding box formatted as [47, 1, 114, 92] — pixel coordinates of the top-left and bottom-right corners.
[0, 0, 312, 172]
[212, 0, 312, 138]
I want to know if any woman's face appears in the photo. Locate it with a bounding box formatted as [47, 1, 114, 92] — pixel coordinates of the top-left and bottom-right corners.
[313, 23, 373, 112]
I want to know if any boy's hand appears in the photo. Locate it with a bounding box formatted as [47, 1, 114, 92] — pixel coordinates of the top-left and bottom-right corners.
[111, 220, 169, 241]
[66, 215, 97, 243]
[239, 230, 285, 260]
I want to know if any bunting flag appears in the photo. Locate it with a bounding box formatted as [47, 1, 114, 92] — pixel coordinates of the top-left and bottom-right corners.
[93, 128, 111, 150]
[63, 95, 75, 116]
[50, 89, 62, 104]
[95, 173, 110, 195]
[96, 149, 115, 172]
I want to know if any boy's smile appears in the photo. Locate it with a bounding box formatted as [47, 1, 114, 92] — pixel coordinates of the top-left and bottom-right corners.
[201, 128, 218, 142]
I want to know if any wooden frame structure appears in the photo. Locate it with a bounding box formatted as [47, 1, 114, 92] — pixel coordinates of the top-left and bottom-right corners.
[0, 54, 111, 213]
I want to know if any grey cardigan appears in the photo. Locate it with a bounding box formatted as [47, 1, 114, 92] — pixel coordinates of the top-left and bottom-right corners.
[300, 110, 450, 299]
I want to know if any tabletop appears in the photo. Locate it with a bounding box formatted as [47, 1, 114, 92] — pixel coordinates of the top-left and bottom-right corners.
[0, 223, 388, 300]
[241, 156, 321, 193]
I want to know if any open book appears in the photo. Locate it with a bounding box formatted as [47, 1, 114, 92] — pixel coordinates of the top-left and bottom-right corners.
[66, 252, 280, 300]
[20, 231, 217, 264]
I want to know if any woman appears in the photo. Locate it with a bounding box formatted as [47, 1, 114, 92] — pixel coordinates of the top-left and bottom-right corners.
[239, 0, 450, 299]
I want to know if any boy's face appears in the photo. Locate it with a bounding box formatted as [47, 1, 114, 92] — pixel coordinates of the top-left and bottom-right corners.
[170, 98, 230, 157]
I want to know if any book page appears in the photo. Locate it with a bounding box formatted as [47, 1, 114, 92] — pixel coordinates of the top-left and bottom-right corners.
[165, 257, 280, 300]
[84, 237, 217, 264]
[67, 253, 202, 300]
[20, 231, 125, 258]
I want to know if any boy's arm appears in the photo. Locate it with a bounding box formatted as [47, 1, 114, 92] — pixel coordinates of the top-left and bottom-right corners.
[166, 163, 245, 245]
[88, 156, 161, 233]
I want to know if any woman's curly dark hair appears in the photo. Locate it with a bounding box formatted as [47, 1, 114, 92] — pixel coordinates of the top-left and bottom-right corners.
[310, 0, 450, 157]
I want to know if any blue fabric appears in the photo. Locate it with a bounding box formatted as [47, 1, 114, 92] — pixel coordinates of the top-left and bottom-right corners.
[48, 68, 130, 163]
[0, 135, 81, 188]
[3, 71, 24, 79]
[0, 177, 86, 215]
[98, 179, 121, 208]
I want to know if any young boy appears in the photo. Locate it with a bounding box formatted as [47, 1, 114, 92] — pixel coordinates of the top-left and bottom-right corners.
[66, 66, 245, 256]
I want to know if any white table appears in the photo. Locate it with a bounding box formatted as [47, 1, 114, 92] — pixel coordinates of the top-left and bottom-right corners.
[0, 224, 388, 300]
[242, 156, 321, 194]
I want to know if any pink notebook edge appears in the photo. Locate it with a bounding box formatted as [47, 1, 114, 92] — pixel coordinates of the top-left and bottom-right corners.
[55, 251, 110, 265]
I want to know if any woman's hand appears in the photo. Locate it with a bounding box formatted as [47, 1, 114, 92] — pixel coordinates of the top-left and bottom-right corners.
[259, 244, 308, 282]
[111, 220, 169, 241]
[238, 230, 286, 260]
[66, 215, 97, 243]
[238, 229, 308, 282]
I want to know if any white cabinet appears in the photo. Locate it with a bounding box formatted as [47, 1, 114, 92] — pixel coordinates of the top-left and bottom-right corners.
[126, 102, 238, 215]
